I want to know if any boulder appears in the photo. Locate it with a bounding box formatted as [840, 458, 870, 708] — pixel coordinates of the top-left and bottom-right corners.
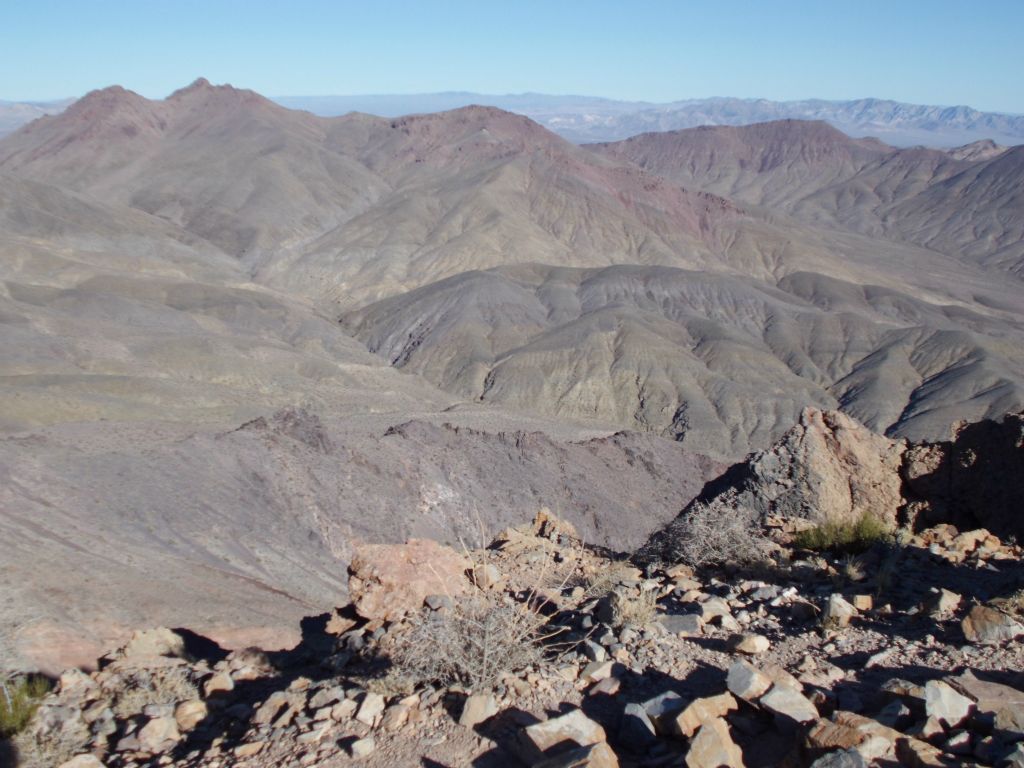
[961, 605, 1024, 645]
[685, 717, 744, 768]
[348, 539, 471, 621]
[923, 680, 974, 729]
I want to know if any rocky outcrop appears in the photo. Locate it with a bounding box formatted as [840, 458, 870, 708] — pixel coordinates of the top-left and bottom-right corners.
[640, 408, 904, 561]
[641, 408, 1024, 562]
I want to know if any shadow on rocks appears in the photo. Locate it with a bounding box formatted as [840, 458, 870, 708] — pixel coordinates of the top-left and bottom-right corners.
[163, 611, 370, 767]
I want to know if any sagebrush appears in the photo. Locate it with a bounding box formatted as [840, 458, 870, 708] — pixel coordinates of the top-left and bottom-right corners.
[111, 666, 198, 717]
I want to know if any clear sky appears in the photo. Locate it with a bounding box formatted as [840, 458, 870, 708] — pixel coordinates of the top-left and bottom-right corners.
[2, 0, 1022, 113]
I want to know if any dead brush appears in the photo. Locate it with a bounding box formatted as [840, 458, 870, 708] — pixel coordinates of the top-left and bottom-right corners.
[390, 589, 569, 691]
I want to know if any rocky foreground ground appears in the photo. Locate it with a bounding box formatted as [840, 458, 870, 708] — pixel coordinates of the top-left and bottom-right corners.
[7, 506, 1024, 768]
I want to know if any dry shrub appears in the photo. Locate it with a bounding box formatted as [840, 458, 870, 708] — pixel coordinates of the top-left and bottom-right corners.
[11, 714, 90, 768]
[667, 503, 772, 568]
[391, 591, 564, 691]
[112, 666, 198, 717]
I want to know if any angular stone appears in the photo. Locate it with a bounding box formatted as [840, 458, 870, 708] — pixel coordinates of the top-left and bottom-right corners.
[761, 684, 818, 725]
[582, 660, 615, 683]
[308, 685, 345, 709]
[727, 660, 772, 702]
[961, 604, 1024, 645]
[731, 633, 770, 655]
[380, 703, 410, 731]
[522, 709, 606, 762]
[459, 693, 498, 728]
[673, 693, 738, 739]
[894, 736, 949, 767]
[174, 699, 207, 731]
[700, 598, 732, 620]
[685, 717, 744, 768]
[924, 680, 974, 729]
[137, 715, 181, 754]
[533, 741, 620, 768]
[619, 703, 658, 748]
[355, 691, 386, 726]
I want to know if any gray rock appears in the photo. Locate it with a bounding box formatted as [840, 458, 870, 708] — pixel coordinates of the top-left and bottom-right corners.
[809, 748, 867, 768]
[924, 680, 975, 729]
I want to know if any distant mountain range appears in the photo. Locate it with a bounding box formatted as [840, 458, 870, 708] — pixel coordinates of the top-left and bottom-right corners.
[4, 91, 1023, 147]
[275, 93, 1024, 147]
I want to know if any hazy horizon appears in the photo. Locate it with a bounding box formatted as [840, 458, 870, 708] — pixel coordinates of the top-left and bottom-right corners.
[2, 0, 1024, 112]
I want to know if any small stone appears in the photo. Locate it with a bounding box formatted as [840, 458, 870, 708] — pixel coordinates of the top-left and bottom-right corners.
[730, 633, 770, 655]
[331, 699, 358, 721]
[805, 719, 866, 751]
[685, 717, 744, 768]
[380, 703, 410, 731]
[174, 700, 208, 732]
[926, 589, 961, 615]
[349, 736, 375, 758]
[582, 640, 607, 663]
[727, 660, 772, 702]
[924, 680, 974, 729]
[309, 685, 345, 709]
[851, 595, 873, 611]
[459, 693, 498, 728]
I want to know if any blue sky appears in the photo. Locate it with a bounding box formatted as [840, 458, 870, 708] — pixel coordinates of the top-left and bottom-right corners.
[2, 0, 1022, 112]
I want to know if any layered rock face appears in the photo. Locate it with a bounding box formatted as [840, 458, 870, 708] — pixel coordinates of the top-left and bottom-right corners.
[902, 412, 1024, 536]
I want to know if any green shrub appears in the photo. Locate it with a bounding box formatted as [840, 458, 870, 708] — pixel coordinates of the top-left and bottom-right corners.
[0, 674, 50, 739]
[793, 512, 892, 554]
